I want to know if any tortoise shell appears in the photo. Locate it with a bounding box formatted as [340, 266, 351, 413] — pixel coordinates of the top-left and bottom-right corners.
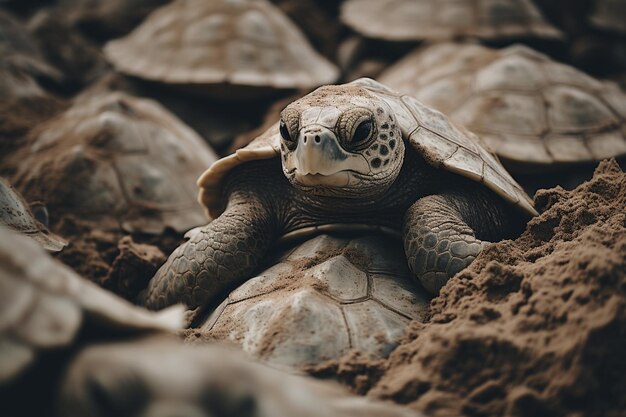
[0, 225, 183, 384]
[198, 78, 537, 219]
[200, 233, 430, 369]
[0, 177, 66, 252]
[14, 91, 218, 234]
[340, 0, 562, 42]
[104, 0, 339, 93]
[590, 0, 626, 34]
[379, 43, 626, 168]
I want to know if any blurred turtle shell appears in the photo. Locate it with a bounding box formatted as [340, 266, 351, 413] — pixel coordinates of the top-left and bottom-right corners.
[103, 0, 339, 98]
[13, 91, 218, 234]
[0, 177, 66, 251]
[340, 0, 562, 42]
[590, 0, 626, 34]
[91, 73, 266, 152]
[379, 43, 626, 172]
[199, 234, 430, 370]
[0, 225, 183, 416]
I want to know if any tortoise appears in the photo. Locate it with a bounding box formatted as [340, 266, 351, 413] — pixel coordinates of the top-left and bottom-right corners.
[0, 177, 66, 251]
[103, 0, 339, 98]
[0, 226, 420, 417]
[197, 233, 430, 369]
[340, 0, 562, 42]
[13, 91, 218, 235]
[378, 43, 626, 174]
[143, 77, 536, 313]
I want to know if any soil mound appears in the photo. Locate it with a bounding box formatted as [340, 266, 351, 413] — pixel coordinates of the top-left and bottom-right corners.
[360, 159, 626, 417]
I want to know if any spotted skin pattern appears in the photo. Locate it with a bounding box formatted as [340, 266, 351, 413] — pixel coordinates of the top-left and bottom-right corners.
[364, 109, 401, 170]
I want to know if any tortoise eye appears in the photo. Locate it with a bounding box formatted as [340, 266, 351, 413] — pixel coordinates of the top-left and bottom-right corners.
[353, 120, 373, 144]
[279, 120, 293, 142]
[338, 108, 376, 151]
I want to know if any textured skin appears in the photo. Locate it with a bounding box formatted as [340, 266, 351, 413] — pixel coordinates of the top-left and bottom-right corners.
[403, 186, 512, 294]
[146, 153, 524, 309]
[145, 195, 276, 310]
[379, 43, 626, 168]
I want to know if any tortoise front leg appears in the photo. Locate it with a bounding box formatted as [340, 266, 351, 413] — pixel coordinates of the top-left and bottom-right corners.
[144, 199, 277, 310]
[403, 185, 517, 294]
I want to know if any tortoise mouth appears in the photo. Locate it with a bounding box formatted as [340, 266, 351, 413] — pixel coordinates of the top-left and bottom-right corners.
[291, 170, 354, 187]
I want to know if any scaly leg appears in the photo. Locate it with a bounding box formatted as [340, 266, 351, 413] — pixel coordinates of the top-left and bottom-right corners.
[144, 198, 276, 310]
[403, 186, 518, 294]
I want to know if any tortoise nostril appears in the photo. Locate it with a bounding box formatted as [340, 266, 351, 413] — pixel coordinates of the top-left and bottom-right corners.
[314, 135, 321, 143]
[303, 136, 308, 144]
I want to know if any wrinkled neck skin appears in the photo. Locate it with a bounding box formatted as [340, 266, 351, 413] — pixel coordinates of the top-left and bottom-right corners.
[223, 148, 458, 235]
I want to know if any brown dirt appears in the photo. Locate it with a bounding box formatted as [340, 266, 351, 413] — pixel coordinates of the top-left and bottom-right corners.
[49, 214, 183, 299]
[306, 350, 387, 395]
[51, 215, 121, 286]
[310, 159, 625, 417]
[102, 235, 166, 301]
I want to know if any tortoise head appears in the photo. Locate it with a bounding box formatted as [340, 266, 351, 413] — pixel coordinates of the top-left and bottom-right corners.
[279, 85, 405, 198]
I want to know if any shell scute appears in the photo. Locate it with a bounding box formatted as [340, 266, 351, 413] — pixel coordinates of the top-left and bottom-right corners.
[202, 234, 430, 369]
